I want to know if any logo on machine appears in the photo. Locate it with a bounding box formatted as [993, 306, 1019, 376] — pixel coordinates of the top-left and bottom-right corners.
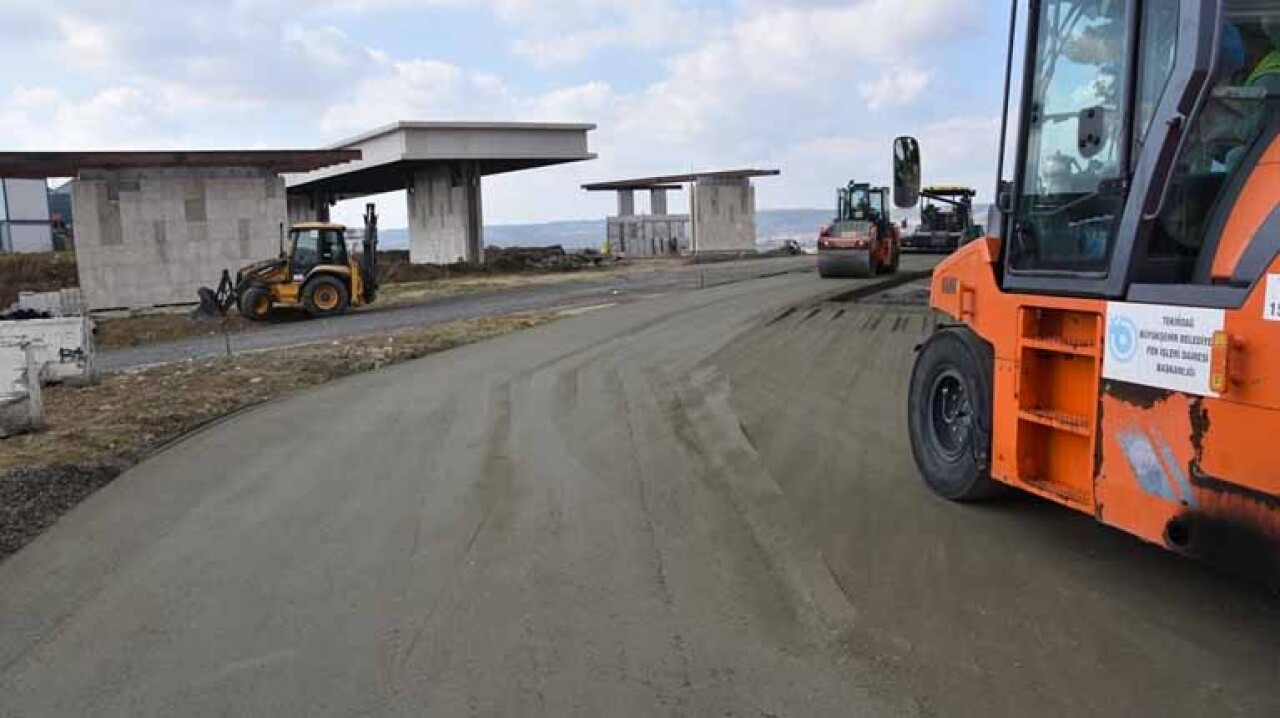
[1108, 315, 1138, 363]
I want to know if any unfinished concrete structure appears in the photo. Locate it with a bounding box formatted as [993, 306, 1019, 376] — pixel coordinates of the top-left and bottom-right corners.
[0, 151, 358, 311]
[286, 122, 597, 265]
[583, 170, 779, 257]
[595, 185, 690, 257]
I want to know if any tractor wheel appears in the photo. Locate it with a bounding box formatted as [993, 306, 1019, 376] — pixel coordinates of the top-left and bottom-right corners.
[885, 243, 900, 274]
[303, 275, 350, 318]
[239, 285, 273, 321]
[907, 328, 1005, 501]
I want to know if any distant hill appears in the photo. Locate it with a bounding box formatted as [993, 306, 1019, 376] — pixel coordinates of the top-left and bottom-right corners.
[379, 209, 836, 251]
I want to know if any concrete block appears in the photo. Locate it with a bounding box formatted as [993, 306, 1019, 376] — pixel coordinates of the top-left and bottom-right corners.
[0, 395, 33, 438]
[0, 318, 93, 387]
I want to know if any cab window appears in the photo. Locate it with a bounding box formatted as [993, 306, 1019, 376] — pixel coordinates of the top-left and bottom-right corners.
[1137, 2, 1280, 283]
[292, 229, 346, 275]
[1011, 0, 1130, 273]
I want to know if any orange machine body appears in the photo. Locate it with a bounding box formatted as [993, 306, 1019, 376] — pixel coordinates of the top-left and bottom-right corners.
[929, 143, 1280, 562]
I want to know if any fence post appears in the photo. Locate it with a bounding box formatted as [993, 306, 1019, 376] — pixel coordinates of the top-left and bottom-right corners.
[23, 341, 44, 428]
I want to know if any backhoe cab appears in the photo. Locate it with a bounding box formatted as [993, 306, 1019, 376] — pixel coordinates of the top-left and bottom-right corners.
[818, 182, 901, 277]
[198, 203, 381, 321]
[900, 0, 1280, 578]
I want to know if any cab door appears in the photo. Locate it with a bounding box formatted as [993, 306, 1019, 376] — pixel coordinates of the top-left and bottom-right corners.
[1002, 0, 1218, 299]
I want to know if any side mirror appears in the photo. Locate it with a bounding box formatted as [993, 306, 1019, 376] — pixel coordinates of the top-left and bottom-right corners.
[1077, 105, 1105, 159]
[997, 189, 1014, 214]
[893, 136, 921, 208]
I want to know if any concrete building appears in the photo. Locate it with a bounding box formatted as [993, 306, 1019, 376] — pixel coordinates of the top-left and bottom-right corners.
[0, 178, 54, 253]
[286, 122, 596, 265]
[0, 151, 358, 311]
[583, 170, 779, 257]
[595, 185, 690, 257]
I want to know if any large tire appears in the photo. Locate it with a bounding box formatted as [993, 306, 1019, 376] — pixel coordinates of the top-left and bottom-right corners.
[303, 275, 350, 318]
[907, 328, 1005, 501]
[239, 285, 273, 321]
[884, 242, 900, 274]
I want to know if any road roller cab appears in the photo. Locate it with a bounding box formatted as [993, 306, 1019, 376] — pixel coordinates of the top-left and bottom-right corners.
[818, 182, 901, 277]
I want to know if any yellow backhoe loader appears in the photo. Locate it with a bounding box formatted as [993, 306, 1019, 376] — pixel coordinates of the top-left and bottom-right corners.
[197, 203, 380, 321]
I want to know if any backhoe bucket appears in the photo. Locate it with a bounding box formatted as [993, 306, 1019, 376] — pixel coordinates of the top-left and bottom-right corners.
[193, 287, 224, 319]
[192, 269, 237, 320]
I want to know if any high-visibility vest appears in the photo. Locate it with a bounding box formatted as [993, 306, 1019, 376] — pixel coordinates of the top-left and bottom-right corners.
[1247, 50, 1280, 85]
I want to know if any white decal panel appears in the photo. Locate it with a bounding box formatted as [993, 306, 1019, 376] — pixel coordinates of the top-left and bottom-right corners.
[1103, 302, 1224, 397]
[1264, 274, 1280, 321]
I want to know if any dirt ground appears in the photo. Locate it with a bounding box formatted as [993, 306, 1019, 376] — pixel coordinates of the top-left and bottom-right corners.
[0, 311, 558, 559]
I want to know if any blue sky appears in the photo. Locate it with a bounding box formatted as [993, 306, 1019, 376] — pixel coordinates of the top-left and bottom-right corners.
[0, 0, 1015, 228]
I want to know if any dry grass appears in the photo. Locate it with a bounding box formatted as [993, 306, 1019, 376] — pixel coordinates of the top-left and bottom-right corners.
[2, 311, 557, 473]
[0, 252, 78, 308]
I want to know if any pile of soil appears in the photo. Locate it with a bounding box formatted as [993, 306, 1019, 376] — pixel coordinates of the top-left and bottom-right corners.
[377, 246, 614, 283]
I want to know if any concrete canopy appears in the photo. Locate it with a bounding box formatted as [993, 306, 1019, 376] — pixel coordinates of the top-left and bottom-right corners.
[285, 122, 597, 199]
[285, 121, 597, 266]
[581, 169, 779, 192]
[0, 150, 360, 179]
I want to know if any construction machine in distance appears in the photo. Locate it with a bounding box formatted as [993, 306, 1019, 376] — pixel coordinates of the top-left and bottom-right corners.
[198, 203, 381, 321]
[901, 185, 982, 252]
[817, 181, 900, 277]
[899, 0, 1280, 579]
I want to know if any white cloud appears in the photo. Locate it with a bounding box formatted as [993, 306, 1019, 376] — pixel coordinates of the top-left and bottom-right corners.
[0, 0, 1000, 224]
[51, 13, 120, 71]
[319, 58, 514, 134]
[0, 85, 194, 150]
[859, 68, 932, 110]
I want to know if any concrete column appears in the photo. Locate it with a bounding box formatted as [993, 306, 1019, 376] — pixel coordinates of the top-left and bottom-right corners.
[690, 177, 756, 254]
[408, 163, 482, 265]
[287, 193, 325, 226]
[617, 189, 635, 217]
[466, 163, 484, 264]
[650, 189, 668, 216]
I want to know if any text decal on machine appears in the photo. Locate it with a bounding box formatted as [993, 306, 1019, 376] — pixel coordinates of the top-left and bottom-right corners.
[1103, 302, 1225, 397]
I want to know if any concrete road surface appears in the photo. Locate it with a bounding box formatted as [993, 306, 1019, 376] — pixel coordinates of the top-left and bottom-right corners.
[3, 255, 1278, 717]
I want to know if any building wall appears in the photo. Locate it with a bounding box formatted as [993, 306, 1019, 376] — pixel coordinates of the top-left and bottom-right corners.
[607, 215, 691, 257]
[0, 178, 54, 254]
[73, 168, 287, 311]
[691, 177, 757, 254]
[408, 165, 482, 265]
